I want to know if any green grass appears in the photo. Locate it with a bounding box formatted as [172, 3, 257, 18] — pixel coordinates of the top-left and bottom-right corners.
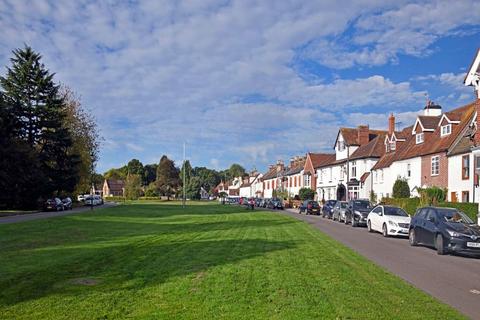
[0, 202, 465, 319]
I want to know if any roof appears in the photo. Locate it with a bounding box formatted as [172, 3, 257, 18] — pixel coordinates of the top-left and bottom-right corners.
[417, 115, 440, 130]
[360, 172, 370, 183]
[106, 179, 125, 192]
[350, 133, 387, 160]
[284, 159, 305, 176]
[308, 153, 336, 169]
[338, 127, 387, 146]
[372, 100, 478, 170]
[262, 166, 285, 181]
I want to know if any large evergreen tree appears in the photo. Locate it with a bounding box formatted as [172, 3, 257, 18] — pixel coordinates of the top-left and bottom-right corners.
[156, 155, 180, 200]
[0, 46, 80, 207]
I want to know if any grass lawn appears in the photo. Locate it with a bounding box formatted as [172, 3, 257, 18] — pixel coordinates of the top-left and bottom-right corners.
[0, 202, 465, 319]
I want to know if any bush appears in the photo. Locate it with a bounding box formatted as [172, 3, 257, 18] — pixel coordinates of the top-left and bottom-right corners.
[438, 202, 478, 222]
[392, 178, 410, 198]
[298, 188, 315, 201]
[104, 196, 125, 202]
[138, 197, 163, 201]
[418, 186, 447, 206]
[382, 197, 420, 215]
[144, 183, 159, 197]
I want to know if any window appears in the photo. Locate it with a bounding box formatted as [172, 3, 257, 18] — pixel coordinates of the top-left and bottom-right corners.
[380, 169, 384, 182]
[374, 171, 377, 182]
[407, 163, 411, 178]
[431, 156, 439, 176]
[338, 141, 345, 152]
[351, 161, 357, 178]
[462, 191, 470, 203]
[462, 155, 470, 180]
[441, 124, 452, 136]
[318, 170, 323, 183]
[340, 165, 344, 179]
[272, 180, 275, 189]
[390, 142, 396, 151]
[304, 175, 311, 187]
[329, 168, 332, 181]
[416, 133, 424, 144]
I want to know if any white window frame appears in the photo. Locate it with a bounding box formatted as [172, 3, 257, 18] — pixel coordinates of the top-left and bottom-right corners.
[380, 169, 384, 182]
[407, 163, 411, 178]
[440, 124, 452, 137]
[304, 174, 310, 187]
[338, 141, 345, 152]
[351, 161, 357, 178]
[390, 142, 396, 151]
[416, 133, 424, 144]
[431, 156, 440, 176]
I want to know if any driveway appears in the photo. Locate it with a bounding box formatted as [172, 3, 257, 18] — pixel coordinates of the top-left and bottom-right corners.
[0, 202, 117, 224]
[281, 209, 480, 320]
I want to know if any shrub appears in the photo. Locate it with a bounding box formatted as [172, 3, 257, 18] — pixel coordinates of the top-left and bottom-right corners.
[382, 197, 420, 216]
[138, 197, 163, 201]
[392, 178, 410, 198]
[144, 183, 159, 197]
[104, 196, 125, 202]
[369, 190, 377, 204]
[438, 202, 479, 222]
[298, 188, 315, 201]
[418, 187, 447, 206]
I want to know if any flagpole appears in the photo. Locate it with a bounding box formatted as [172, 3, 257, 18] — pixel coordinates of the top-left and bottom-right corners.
[182, 142, 186, 208]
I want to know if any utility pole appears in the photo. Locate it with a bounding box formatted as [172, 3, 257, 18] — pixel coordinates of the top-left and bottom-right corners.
[182, 142, 186, 208]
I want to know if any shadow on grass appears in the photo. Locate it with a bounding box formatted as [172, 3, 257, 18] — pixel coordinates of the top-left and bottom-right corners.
[0, 238, 298, 305]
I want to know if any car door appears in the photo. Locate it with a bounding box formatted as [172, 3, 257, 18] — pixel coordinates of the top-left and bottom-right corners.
[333, 203, 339, 219]
[370, 206, 382, 231]
[422, 209, 438, 247]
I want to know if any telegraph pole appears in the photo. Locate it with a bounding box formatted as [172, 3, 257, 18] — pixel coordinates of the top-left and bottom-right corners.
[182, 142, 186, 208]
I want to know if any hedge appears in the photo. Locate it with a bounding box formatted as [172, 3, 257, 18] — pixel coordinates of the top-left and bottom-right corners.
[382, 197, 479, 221]
[104, 196, 126, 202]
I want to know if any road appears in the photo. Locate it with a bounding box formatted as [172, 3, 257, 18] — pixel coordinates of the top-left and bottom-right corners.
[281, 209, 480, 320]
[0, 202, 117, 224]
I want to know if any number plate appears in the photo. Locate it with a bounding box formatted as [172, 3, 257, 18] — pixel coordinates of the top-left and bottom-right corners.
[467, 242, 480, 248]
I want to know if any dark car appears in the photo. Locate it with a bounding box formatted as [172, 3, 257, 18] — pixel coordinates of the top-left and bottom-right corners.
[298, 200, 320, 215]
[409, 207, 480, 256]
[43, 198, 64, 211]
[345, 199, 373, 227]
[62, 197, 73, 210]
[267, 198, 284, 210]
[245, 197, 255, 210]
[254, 198, 263, 207]
[322, 200, 337, 218]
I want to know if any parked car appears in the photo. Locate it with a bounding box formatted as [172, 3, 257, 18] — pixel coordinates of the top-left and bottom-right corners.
[267, 198, 284, 210]
[77, 194, 86, 202]
[254, 198, 263, 207]
[298, 200, 320, 215]
[84, 195, 103, 206]
[246, 198, 255, 210]
[367, 205, 410, 237]
[345, 199, 373, 227]
[322, 200, 337, 218]
[43, 198, 64, 211]
[409, 207, 480, 256]
[332, 201, 348, 222]
[62, 197, 73, 210]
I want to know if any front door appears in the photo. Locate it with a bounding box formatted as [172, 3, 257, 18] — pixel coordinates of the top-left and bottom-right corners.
[336, 184, 346, 201]
[451, 192, 458, 203]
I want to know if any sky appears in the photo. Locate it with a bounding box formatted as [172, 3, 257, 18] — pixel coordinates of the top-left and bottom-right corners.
[0, 0, 479, 174]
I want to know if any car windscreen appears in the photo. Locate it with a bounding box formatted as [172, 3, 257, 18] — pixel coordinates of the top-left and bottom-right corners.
[340, 203, 347, 208]
[352, 200, 372, 209]
[384, 206, 408, 217]
[438, 209, 474, 224]
[309, 201, 319, 208]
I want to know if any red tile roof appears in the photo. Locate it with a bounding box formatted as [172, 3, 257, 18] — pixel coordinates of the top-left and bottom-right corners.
[308, 153, 336, 169]
[339, 127, 387, 146]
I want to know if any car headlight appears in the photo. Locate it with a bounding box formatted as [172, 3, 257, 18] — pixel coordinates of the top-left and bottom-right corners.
[388, 220, 398, 227]
[446, 229, 464, 238]
[354, 210, 361, 216]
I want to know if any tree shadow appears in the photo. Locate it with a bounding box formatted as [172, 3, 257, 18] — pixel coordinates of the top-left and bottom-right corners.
[0, 238, 298, 306]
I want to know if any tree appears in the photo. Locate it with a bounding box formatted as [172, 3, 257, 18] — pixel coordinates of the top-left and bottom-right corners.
[124, 174, 142, 200]
[180, 160, 193, 186]
[392, 178, 410, 198]
[298, 188, 315, 201]
[104, 167, 127, 180]
[144, 164, 158, 185]
[0, 46, 81, 208]
[61, 86, 101, 195]
[127, 159, 144, 180]
[156, 155, 180, 200]
[227, 163, 246, 180]
[144, 183, 159, 197]
[193, 167, 221, 193]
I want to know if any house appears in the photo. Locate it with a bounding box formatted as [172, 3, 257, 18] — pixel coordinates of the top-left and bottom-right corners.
[371, 100, 477, 202]
[227, 176, 243, 197]
[284, 156, 306, 199]
[262, 160, 286, 199]
[102, 179, 125, 197]
[200, 187, 209, 200]
[303, 152, 336, 193]
[316, 126, 386, 201]
[239, 171, 262, 198]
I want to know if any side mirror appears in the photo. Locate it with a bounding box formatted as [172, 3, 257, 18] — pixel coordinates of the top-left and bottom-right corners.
[427, 216, 435, 223]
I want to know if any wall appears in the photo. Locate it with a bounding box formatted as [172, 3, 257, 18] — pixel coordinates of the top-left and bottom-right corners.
[447, 153, 474, 202]
[421, 152, 448, 188]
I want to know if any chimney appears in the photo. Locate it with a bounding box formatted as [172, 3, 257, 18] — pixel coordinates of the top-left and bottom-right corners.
[424, 100, 442, 116]
[358, 125, 369, 145]
[388, 113, 395, 135]
[276, 160, 284, 172]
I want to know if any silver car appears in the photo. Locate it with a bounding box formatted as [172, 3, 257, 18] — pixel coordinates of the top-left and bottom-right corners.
[332, 201, 348, 222]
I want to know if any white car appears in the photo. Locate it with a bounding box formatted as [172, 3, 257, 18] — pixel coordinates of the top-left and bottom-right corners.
[84, 195, 104, 206]
[367, 205, 411, 237]
[77, 194, 86, 202]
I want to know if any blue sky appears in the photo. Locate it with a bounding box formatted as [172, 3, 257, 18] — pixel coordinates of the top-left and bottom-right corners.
[0, 1, 479, 174]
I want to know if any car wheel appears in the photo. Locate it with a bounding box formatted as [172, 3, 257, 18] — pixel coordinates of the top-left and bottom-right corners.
[382, 224, 388, 237]
[409, 229, 418, 246]
[436, 234, 446, 255]
[344, 216, 348, 224]
[352, 218, 357, 227]
[367, 221, 373, 233]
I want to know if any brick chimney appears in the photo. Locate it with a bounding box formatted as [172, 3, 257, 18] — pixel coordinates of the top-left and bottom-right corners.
[388, 113, 395, 135]
[358, 125, 369, 145]
[475, 100, 480, 146]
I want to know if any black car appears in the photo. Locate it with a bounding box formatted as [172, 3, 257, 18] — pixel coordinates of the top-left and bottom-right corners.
[298, 200, 320, 215]
[345, 199, 373, 227]
[43, 198, 64, 211]
[62, 197, 73, 210]
[267, 198, 284, 210]
[322, 200, 337, 218]
[254, 198, 263, 207]
[409, 207, 480, 256]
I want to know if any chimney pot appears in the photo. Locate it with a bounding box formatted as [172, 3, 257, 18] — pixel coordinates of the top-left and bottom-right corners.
[388, 113, 395, 135]
[358, 125, 369, 145]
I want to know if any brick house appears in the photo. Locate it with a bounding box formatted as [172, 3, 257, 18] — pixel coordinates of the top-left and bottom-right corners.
[102, 179, 125, 197]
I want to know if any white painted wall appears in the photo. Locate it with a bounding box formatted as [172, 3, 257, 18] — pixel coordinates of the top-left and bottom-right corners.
[285, 171, 304, 198]
[448, 153, 474, 202]
[335, 133, 359, 161]
[372, 157, 421, 200]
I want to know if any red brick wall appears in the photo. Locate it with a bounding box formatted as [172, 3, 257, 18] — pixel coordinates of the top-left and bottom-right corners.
[421, 152, 448, 188]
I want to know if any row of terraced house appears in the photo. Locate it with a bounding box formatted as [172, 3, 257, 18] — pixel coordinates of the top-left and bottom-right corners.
[216, 49, 480, 209]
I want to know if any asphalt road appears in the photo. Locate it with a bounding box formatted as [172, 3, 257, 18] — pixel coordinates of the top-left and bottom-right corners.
[281, 209, 480, 320]
[0, 202, 117, 224]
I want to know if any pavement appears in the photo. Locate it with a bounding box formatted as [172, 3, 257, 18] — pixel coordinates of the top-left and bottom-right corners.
[280, 208, 480, 320]
[0, 202, 117, 224]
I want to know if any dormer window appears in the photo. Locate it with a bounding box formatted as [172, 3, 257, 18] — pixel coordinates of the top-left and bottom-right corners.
[441, 124, 451, 136]
[416, 133, 424, 144]
[390, 142, 396, 151]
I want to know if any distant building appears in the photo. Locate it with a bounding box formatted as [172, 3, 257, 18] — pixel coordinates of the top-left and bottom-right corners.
[102, 179, 125, 197]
